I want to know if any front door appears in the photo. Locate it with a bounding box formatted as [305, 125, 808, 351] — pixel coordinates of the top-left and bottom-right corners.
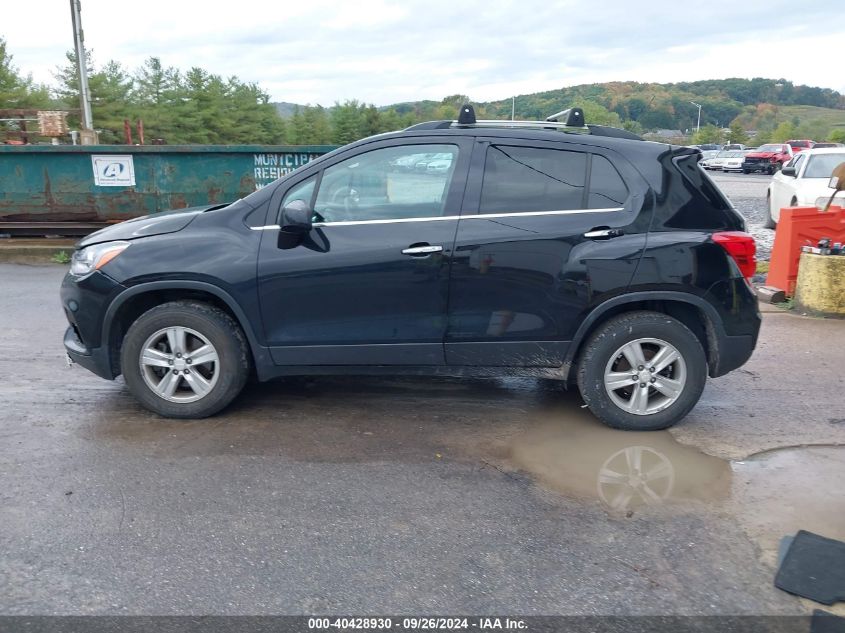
[445, 139, 649, 366]
[257, 138, 471, 366]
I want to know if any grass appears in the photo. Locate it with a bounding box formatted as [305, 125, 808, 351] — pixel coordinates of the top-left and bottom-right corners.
[756, 260, 770, 275]
[51, 251, 71, 264]
[773, 297, 795, 311]
[779, 105, 845, 131]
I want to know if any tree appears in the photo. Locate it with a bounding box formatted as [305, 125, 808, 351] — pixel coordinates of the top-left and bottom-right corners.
[771, 121, 796, 142]
[691, 124, 723, 145]
[331, 100, 364, 145]
[828, 129, 845, 143]
[727, 121, 749, 145]
[0, 36, 50, 109]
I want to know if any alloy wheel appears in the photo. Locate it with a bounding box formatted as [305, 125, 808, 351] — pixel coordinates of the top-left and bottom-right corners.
[139, 326, 220, 403]
[603, 338, 687, 416]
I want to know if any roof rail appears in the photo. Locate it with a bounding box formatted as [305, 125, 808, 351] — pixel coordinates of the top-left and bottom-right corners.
[404, 104, 643, 140]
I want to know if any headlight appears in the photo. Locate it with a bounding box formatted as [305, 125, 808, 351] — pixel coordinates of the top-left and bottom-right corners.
[70, 241, 130, 276]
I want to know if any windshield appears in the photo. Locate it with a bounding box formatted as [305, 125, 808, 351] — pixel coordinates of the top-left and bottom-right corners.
[757, 145, 784, 153]
[804, 153, 845, 178]
[789, 141, 811, 148]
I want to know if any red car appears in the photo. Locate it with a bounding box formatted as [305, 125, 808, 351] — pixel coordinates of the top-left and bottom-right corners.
[741, 143, 793, 174]
[786, 139, 815, 152]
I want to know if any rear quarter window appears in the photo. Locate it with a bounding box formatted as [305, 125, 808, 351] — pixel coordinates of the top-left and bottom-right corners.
[666, 154, 745, 231]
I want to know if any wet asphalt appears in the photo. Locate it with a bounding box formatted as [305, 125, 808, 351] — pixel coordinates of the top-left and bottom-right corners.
[2, 173, 844, 616]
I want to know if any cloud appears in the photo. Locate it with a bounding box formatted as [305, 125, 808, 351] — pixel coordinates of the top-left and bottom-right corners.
[2, 0, 843, 105]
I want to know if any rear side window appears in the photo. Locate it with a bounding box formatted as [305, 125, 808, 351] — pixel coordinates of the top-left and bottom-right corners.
[479, 145, 587, 213]
[588, 155, 628, 208]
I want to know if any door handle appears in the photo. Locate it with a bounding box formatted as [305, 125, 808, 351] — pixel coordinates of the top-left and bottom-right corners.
[584, 228, 625, 239]
[402, 244, 443, 256]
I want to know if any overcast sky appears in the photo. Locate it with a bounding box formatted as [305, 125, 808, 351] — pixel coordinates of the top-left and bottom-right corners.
[3, 0, 843, 106]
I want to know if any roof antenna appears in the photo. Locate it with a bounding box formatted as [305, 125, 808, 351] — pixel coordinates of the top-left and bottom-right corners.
[457, 104, 476, 125]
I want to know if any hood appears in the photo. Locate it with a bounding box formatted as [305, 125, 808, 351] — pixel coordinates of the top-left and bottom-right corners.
[77, 204, 227, 248]
[745, 151, 778, 159]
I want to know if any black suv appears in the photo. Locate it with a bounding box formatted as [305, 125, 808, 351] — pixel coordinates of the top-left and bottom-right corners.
[61, 107, 760, 430]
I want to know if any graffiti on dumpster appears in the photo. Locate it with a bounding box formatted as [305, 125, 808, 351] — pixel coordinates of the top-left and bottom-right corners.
[91, 155, 136, 187]
[253, 153, 321, 189]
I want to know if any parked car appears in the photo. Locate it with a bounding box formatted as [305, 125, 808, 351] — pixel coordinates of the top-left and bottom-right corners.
[742, 143, 793, 174]
[724, 144, 747, 151]
[702, 150, 731, 170]
[813, 142, 845, 149]
[61, 106, 760, 431]
[785, 139, 815, 153]
[722, 150, 752, 173]
[766, 147, 845, 227]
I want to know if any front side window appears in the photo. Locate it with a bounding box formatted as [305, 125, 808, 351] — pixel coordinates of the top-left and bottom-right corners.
[282, 176, 316, 209]
[312, 144, 458, 223]
[479, 145, 587, 214]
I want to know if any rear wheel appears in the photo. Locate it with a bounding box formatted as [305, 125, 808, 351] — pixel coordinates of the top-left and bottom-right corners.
[577, 311, 707, 431]
[120, 301, 250, 418]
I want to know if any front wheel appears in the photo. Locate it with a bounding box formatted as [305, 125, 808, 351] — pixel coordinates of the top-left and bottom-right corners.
[120, 301, 250, 418]
[763, 192, 777, 229]
[576, 311, 707, 431]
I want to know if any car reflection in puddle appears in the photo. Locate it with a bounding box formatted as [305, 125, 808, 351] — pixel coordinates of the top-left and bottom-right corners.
[597, 445, 675, 511]
[490, 410, 731, 513]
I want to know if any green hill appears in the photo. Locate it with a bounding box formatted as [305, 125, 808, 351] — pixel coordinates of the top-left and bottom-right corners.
[279, 79, 845, 145]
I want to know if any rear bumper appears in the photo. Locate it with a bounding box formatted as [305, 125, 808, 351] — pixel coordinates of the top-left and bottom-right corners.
[710, 333, 756, 377]
[704, 277, 761, 377]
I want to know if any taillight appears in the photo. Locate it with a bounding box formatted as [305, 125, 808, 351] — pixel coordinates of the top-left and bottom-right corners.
[712, 231, 757, 280]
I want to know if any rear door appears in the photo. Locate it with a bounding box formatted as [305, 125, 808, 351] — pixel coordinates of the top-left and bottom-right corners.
[445, 138, 650, 366]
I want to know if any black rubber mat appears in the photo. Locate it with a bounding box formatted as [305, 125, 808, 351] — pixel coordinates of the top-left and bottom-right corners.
[812, 610, 845, 633]
[775, 530, 845, 605]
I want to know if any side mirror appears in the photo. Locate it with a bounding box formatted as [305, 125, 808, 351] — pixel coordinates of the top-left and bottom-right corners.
[822, 162, 845, 211]
[781, 166, 797, 177]
[280, 199, 313, 234]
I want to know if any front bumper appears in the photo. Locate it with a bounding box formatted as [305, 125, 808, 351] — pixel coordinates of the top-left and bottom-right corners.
[64, 325, 116, 379]
[61, 270, 126, 380]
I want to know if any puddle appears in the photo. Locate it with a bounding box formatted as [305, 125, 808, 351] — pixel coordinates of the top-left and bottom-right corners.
[461, 404, 732, 513]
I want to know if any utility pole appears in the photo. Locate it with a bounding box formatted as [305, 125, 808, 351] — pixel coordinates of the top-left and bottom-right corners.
[70, 0, 96, 143]
[511, 96, 515, 121]
[690, 101, 702, 135]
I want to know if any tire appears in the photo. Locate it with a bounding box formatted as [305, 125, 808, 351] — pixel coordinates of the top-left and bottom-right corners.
[120, 301, 250, 418]
[763, 192, 777, 229]
[576, 311, 707, 431]
[742, 169, 750, 175]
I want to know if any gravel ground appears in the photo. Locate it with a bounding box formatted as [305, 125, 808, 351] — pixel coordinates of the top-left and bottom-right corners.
[708, 171, 774, 260]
